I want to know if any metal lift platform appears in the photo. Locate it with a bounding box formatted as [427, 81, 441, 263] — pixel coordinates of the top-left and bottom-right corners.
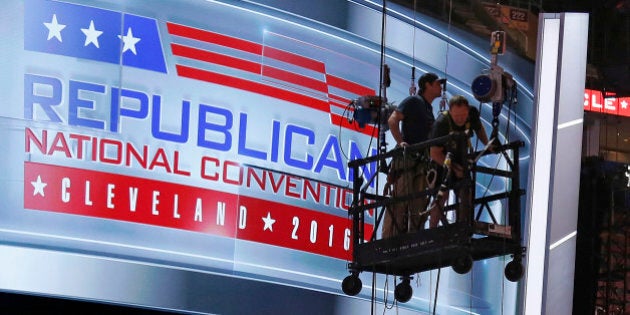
[341, 135, 526, 302]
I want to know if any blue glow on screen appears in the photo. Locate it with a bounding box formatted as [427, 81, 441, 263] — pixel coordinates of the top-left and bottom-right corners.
[0, 0, 533, 313]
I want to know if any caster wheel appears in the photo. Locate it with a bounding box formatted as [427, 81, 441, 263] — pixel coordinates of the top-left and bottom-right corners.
[505, 260, 524, 282]
[342, 275, 362, 296]
[394, 279, 412, 303]
[452, 254, 473, 274]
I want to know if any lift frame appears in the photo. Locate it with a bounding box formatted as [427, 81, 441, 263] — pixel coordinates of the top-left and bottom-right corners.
[342, 133, 526, 301]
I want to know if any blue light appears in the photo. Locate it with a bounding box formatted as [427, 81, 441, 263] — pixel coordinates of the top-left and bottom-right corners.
[471, 74, 495, 103]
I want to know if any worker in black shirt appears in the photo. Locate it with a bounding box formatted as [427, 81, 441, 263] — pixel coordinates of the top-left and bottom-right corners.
[383, 73, 444, 238]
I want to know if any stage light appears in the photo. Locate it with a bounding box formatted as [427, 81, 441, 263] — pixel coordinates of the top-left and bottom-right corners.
[349, 95, 394, 128]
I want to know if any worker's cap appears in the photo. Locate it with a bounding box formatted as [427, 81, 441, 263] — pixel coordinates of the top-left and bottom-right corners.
[418, 72, 446, 87]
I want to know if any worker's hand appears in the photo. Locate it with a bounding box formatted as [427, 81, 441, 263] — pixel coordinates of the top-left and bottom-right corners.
[399, 142, 409, 148]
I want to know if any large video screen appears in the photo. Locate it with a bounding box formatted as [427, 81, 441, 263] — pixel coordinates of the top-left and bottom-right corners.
[0, 0, 534, 313]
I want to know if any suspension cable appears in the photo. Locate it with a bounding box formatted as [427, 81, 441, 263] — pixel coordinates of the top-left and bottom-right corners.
[375, 1, 387, 312]
[444, 0, 453, 82]
[439, 0, 454, 112]
[432, 268, 441, 314]
[409, 0, 417, 96]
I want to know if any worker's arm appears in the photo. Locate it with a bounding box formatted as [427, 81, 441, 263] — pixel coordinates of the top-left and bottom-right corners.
[476, 125, 490, 146]
[388, 110, 406, 147]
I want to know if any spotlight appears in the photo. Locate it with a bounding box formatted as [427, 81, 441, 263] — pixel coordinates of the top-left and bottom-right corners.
[350, 95, 394, 128]
[471, 74, 495, 103]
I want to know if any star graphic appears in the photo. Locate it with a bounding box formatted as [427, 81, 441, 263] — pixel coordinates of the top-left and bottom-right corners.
[622, 100, 628, 109]
[262, 212, 276, 232]
[118, 27, 141, 55]
[31, 175, 47, 197]
[81, 20, 103, 48]
[43, 14, 66, 42]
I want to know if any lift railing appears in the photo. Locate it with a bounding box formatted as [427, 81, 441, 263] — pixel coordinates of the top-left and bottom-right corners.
[342, 132, 526, 301]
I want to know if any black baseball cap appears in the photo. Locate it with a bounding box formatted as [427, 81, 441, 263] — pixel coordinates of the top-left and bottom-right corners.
[418, 72, 446, 88]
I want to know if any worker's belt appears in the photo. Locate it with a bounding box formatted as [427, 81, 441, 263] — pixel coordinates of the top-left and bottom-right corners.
[388, 150, 428, 182]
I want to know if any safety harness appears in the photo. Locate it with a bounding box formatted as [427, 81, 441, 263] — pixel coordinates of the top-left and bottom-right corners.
[442, 110, 473, 151]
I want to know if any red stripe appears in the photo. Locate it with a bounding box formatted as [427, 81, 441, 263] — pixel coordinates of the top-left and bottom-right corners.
[168, 22, 382, 135]
[262, 66, 328, 93]
[328, 100, 347, 109]
[177, 65, 329, 112]
[172, 44, 327, 93]
[326, 74, 375, 96]
[172, 43, 262, 74]
[328, 94, 351, 109]
[167, 22, 263, 55]
[263, 46, 325, 73]
[167, 22, 374, 97]
[329, 93, 351, 104]
[168, 22, 326, 76]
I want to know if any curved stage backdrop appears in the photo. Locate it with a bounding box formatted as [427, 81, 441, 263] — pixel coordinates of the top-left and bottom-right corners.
[0, 0, 534, 313]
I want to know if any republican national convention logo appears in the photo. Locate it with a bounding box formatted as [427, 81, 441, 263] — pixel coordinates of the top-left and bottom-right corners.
[21, 0, 378, 260]
[24, 0, 379, 136]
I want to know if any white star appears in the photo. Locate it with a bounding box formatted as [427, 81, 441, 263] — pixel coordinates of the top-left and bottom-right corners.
[81, 20, 103, 48]
[262, 212, 276, 232]
[622, 100, 628, 109]
[118, 27, 141, 55]
[31, 175, 47, 197]
[43, 14, 66, 42]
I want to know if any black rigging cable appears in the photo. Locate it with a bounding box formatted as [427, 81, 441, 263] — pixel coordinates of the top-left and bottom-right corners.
[372, 1, 388, 314]
[432, 268, 440, 314]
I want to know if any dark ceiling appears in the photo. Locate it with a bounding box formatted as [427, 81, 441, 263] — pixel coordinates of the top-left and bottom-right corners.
[393, 0, 630, 97]
[553, 0, 630, 97]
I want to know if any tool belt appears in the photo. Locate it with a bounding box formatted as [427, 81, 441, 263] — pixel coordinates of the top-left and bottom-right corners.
[387, 149, 429, 183]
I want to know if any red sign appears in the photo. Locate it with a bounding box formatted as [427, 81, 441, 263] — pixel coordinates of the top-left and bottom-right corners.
[584, 89, 630, 117]
[24, 161, 373, 260]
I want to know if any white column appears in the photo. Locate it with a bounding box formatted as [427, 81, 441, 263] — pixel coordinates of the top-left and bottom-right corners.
[524, 12, 589, 315]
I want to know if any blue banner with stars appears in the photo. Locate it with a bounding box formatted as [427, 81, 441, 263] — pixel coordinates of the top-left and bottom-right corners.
[24, 0, 167, 73]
